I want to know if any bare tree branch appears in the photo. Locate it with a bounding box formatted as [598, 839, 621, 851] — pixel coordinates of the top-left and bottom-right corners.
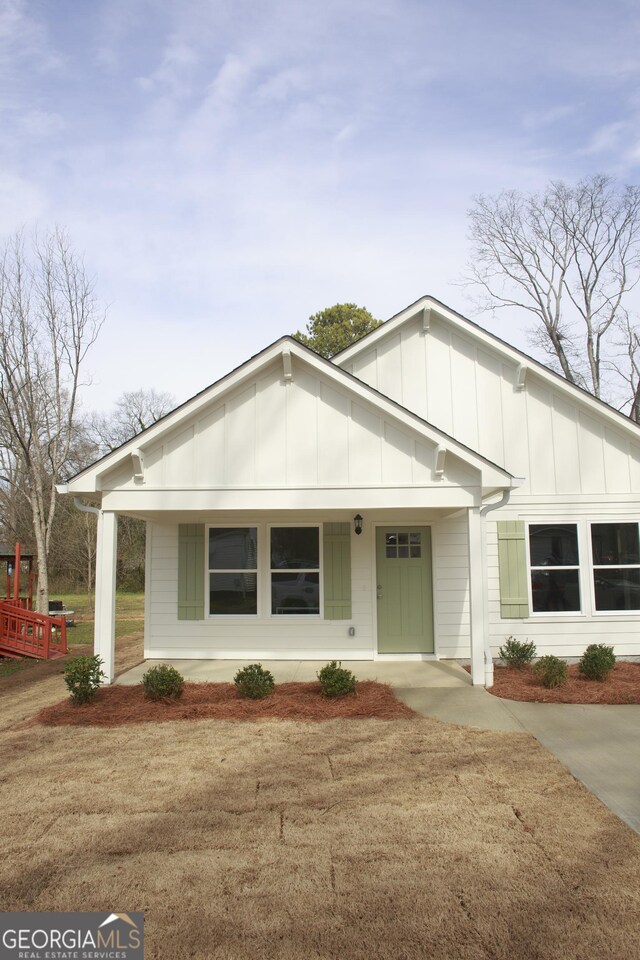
[464, 175, 640, 406]
[0, 228, 104, 612]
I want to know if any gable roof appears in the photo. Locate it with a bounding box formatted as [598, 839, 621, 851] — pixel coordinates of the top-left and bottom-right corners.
[335, 294, 640, 441]
[62, 335, 514, 496]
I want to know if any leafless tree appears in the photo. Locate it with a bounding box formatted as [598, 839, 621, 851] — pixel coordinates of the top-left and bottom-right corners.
[0, 229, 103, 612]
[466, 175, 640, 405]
[91, 388, 175, 453]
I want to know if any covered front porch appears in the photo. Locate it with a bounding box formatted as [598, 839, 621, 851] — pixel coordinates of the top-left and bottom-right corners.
[92, 498, 500, 688]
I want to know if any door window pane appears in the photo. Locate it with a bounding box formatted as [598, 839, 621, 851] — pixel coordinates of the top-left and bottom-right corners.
[385, 531, 422, 559]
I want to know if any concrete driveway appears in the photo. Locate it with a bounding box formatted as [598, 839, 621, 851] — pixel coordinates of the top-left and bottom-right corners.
[118, 657, 640, 834]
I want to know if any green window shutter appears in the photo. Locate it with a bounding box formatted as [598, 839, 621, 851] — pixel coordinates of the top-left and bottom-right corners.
[323, 523, 352, 620]
[496, 520, 529, 618]
[178, 524, 205, 621]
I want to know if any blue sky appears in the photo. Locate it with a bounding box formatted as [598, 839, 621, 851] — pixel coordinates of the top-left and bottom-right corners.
[2, 0, 639, 411]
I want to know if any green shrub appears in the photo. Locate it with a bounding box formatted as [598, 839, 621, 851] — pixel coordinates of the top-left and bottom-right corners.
[142, 664, 184, 700]
[317, 660, 357, 698]
[579, 644, 616, 682]
[234, 663, 275, 700]
[64, 655, 105, 704]
[532, 655, 568, 689]
[498, 637, 537, 669]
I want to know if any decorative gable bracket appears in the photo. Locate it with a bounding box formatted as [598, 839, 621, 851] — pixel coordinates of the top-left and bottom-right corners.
[282, 347, 293, 383]
[515, 363, 528, 392]
[131, 449, 144, 483]
[434, 444, 446, 481]
[421, 307, 431, 334]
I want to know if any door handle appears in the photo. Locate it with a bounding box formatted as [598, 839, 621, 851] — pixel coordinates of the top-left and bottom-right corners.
[377, 584, 383, 599]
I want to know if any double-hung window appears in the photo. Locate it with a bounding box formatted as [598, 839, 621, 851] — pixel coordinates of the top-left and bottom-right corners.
[270, 527, 320, 615]
[209, 527, 258, 615]
[528, 524, 581, 614]
[591, 523, 640, 612]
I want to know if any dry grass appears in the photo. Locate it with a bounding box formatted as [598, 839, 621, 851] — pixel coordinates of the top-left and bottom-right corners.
[2, 636, 640, 958]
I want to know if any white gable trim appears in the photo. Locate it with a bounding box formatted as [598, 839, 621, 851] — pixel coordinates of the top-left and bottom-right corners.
[335, 295, 640, 442]
[61, 337, 514, 495]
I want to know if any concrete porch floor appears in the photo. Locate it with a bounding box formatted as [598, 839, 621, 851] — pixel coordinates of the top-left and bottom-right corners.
[116, 657, 640, 834]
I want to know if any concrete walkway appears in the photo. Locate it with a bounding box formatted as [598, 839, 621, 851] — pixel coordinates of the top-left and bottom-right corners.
[117, 658, 640, 833]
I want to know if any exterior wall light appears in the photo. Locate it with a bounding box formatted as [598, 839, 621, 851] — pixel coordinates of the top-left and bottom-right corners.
[353, 514, 363, 536]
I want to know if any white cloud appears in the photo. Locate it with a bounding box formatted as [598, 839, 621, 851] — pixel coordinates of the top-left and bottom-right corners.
[4, 0, 640, 411]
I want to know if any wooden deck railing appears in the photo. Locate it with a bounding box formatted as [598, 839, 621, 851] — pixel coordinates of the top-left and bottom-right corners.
[0, 600, 67, 659]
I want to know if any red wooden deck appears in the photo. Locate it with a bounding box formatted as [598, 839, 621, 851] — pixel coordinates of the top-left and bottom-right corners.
[0, 600, 67, 660]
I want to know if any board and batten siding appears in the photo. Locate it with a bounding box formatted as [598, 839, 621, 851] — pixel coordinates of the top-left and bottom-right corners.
[341, 312, 640, 497]
[100, 356, 478, 495]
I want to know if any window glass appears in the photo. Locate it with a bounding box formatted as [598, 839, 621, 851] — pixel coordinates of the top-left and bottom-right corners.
[531, 569, 580, 613]
[593, 569, 640, 611]
[591, 523, 640, 565]
[209, 528, 257, 570]
[529, 524, 580, 613]
[271, 527, 320, 615]
[385, 531, 422, 560]
[208, 528, 257, 616]
[210, 574, 257, 615]
[271, 527, 319, 570]
[529, 525, 579, 567]
[591, 523, 640, 611]
[272, 572, 320, 615]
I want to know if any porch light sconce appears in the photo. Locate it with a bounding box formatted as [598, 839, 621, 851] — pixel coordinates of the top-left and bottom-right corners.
[353, 514, 363, 536]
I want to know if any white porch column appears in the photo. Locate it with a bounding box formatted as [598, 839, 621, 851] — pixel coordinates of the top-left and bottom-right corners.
[467, 506, 485, 686]
[94, 510, 117, 684]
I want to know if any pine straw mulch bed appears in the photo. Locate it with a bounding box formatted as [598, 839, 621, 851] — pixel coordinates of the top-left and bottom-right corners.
[33, 680, 416, 726]
[486, 661, 640, 704]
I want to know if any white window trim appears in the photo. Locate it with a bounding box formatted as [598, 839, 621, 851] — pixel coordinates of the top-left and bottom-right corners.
[268, 522, 323, 619]
[525, 520, 583, 618]
[588, 519, 640, 617]
[206, 524, 260, 619]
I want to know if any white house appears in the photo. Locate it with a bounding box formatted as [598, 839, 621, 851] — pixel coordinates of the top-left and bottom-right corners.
[60, 296, 640, 686]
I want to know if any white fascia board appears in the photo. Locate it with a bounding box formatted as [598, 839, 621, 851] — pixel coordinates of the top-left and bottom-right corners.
[101, 484, 482, 513]
[335, 295, 640, 443]
[64, 334, 513, 495]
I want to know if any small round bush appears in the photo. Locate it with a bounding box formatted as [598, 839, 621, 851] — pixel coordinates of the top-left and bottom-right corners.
[142, 664, 184, 701]
[498, 637, 537, 669]
[579, 644, 616, 682]
[317, 660, 357, 698]
[64, 655, 105, 704]
[532, 655, 568, 689]
[234, 663, 275, 700]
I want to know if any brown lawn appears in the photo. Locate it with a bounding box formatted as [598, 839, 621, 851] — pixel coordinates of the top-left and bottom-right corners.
[487, 661, 640, 704]
[2, 636, 640, 959]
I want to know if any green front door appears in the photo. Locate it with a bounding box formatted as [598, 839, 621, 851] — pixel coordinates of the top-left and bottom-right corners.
[376, 527, 434, 653]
